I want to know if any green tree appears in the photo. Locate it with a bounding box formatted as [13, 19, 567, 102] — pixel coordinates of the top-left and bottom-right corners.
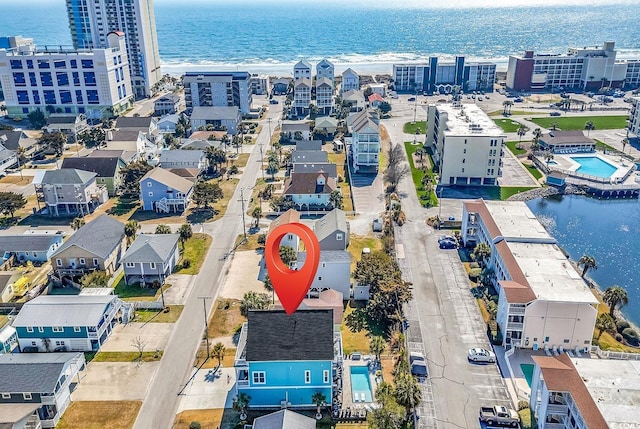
[516, 124, 528, 148]
[311, 391, 327, 419]
[544, 150, 554, 166]
[38, 131, 67, 156]
[367, 385, 405, 429]
[27, 109, 46, 129]
[77, 127, 106, 148]
[584, 121, 595, 137]
[550, 122, 558, 131]
[578, 254, 597, 278]
[119, 160, 153, 196]
[205, 147, 227, 172]
[192, 181, 223, 209]
[155, 224, 172, 234]
[251, 206, 262, 228]
[595, 313, 615, 339]
[502, 100, 513, 115]
[603, 285, 629, 317]
[263, 274, 275, 303]
[211, 342, 225, 368]
[240, 291, 271, 316]
[472, 243, 491, 267]
[394, 371, 422, 412]
[266, 157, 279, 181]
[369, 336, 386, 361]
[70, 217, 85, 230]
[189, 422, 201, 429]
[279, 245, 297, 266]
[0, 192, 27, 218]
[80, 270, 109, 288]
[124, 220, 140, 246]
[329, 190, 343, 209]
[379, 101, 392, 114]
[232, 393, 251, 421]
[178, 223, 193, 250]
[354, 251, 402, 293]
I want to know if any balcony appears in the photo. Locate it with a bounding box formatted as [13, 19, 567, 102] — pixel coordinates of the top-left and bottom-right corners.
[507, 321, 524, 331]
[547, 403, 568, 414]
[509, 306, 526, 315]
[236, 379, 249, 387]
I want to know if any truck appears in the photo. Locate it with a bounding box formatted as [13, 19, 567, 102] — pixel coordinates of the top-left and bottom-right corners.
[479, 405, 520, 427]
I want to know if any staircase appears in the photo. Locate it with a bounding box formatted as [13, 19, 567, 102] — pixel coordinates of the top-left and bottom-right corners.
[156, 198, 169, 213]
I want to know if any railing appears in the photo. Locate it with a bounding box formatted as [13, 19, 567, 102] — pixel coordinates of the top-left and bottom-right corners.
[544, 423, 565, 429]
[590, 345, 640, 360]
[236, 379, 249, 387]
[547, 404, 568, 414]
[509, 306, 526, 315]
[507, 321, 524, 331]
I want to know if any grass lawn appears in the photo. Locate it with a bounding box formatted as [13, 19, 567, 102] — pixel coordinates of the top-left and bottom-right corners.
[0, 175, 33, 185]
[592, 290, 640, 353]
[0, 315, 8, 329]
[177, 233, 212, 275]
[198, 347, 237, 368]
[594, 139, 618, 152]
[133, 305, 184, 323]
[404, 141, 438, 207]
[519, 408, 536, 429]
[231, 153, 250, 168]
[57, 401, 142, 429]
[327, 149, 354, 212]
[348, 236, 383, 273]
[487, 110, 537, 116]
[499, 186, 536, 200]
[208, 298, 246, 339]
[525, 164, 543, 180]
[493, 118, 523, 133]
[234, 232, 264, 251]
[341, 302, 371, 355]
[174, 409, 235, 429]
[403, 121, 426, 134]
[505, 141, 527, 156]
[90, 351, 163, 363]
[530, 115, 628, 131]
[114, 278, 172, 301]
[108, 197, 140, 219]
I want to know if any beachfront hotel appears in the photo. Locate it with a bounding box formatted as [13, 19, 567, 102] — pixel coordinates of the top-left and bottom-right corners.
[183, 72, 252, 115]
[0, 33, 133, 119]
[530, 354, 640, 428]
[461, 200, 599, 352]
[65, 0, 162, 98]
[425, 103, 504, 186]
[392, 57, 496, 94]
[506, 41, 640, 92]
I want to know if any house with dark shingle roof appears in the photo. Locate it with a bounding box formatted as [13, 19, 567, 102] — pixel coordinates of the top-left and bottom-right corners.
[60, 155, 125, 196]
[313, 209, 349, 251]
[0, 352, 85, 428]
[139, 167, 194, 213]
[33, 168, 108, 217]
[539, 130, 596, 154]
[45, 113, 88, 142]
[0, 130, 38, 157]
[114, 116, 159, 141]
[121, 234, 180, 286]
[50, 214, 126, 277]
[0, 233, 64, 263]
[283, 172, 338, 211]
[234, 309, 338, 408]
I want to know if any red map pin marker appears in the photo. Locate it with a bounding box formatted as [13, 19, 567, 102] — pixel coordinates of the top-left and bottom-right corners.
[265, 222, 320, 315]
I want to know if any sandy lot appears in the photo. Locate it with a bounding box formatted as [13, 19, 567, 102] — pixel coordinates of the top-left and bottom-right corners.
[72, 362, 160, 401]
[163, 274, 195, 305]
[101, 323, 174, 352]
[219, 250, 267, 299]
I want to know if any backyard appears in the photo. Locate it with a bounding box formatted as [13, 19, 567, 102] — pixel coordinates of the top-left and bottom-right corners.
[529, 115, 628, 131]
[493, 118, 523, 133]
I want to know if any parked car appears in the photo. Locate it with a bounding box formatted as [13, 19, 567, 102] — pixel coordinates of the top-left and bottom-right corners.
[479, 405, 520, 427]
[409, 351, 425, 364]
[514, 97, 523, 103]
[408, 97, 416, 102]
[439, 240, 457, 249]
[467, 347, 496, 363]
[269, 99, 279, 104]
[549, 111, 561, 116]
[438, 235, 457, 244]
[411, 359, 428, 378]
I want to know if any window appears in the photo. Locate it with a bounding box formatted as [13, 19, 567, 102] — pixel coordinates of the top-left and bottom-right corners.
[83, 72, 96, 86]
[23, 393, 32, 400]
[43, 90, 56, 105]
[26, 326, 34, 332]
[56, 258, 63, 267]
[148, 191, 153, 197]
[32, 90, 41, 105]
[16, 91, 29, 105]
[54, 60, 66, 69]
[60, 90, 72, 104]
[37, 327, 44, 333]
[563, 339, 570, 344]
[74, 326, 81, 332]
[37, 59, 50, 69]
[147, 181, 152, 187]
[79, 258, 86, 265]
[72, 71, 80, 86]
[304, 370, 311, 384]
[40, 72, 53, 87]
[336, 233, 343, 241]
[252, 371, 265, 384]
[70, 59, 77, 69]
[93, 258, 99, 267]
[323, 370, 329, 383]
[86, 90, 99, 104]
[52, 327, 64, 333]
[544, 336, 550, 342]
[10, 59, 23, 69]
[1, 393, 10, 399]
[126, 262, 135, 268]
[13, 72, 26, 86]
[81, 59, 94, 69]
[75, 90, 83, 104]
[55, 340, 65, 346]
[26, 59, 33, 69]
[28, 72, 37, 86]
[150, 263, 156, 269]
[56, 72, 69, 86]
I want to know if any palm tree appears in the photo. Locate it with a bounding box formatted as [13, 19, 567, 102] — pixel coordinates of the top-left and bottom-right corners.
[70, 217, 85, 231]
[211, 342, 225, 368]
[394, 371, 422, 412]
[578, 254, 597, 278]
[603, 285, 629, 317]
[311, 391, 327, 420]
[155, 224, 172, 234]
[369, 336, 386, 362]
[251, 206, 262, 228]
[279, 246, 297, 267]
[531, 128, 542, 152]
[502, 100, 513, 115]
[124, 220, 140, 245]
[232, 393, 251, 421]
[551, 122, 559, 131]
[329, 190, 343, 209]
[544, 151, 554, 167]
[516, 125, 527, 148]
[595, 313, 615, 340]
[584, 121, 595, 137]
[263, 274, 275, 303]
[622, 138, 628, 154]
[472, 243, 491, 267]
[178, 223, 193, 250]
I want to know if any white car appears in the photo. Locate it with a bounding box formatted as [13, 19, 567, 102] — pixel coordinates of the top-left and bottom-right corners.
[468, 348, 496, 363]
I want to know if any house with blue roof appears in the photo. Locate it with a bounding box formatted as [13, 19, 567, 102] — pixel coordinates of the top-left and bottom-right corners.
[12, 295, 128, 352]
[234, 309, 340, 409]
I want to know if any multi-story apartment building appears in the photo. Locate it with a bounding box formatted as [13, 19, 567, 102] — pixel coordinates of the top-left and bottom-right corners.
[315, 77, 333, 115]
[341, 68, 359, 93]
[293, 78, 311, 116]
[183, 72, 252, 115]
[0, 33, 133, 119]
[507, 41, 640, 92]
[425, 103, 504, 186]
[393, 57, 496, 93]
[530, 355, 640, 428]
[316, 59, 335, 81]
[249, 74, 269, 95]
[293, 60, 311, 81]
[347, 109, 380, 173]
[629, 97, 640, 136]
[65, 0, 161, 98]
[461, 200, 599, 351]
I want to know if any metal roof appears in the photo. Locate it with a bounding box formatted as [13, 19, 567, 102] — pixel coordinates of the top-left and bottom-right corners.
[41, 168, 96, 185]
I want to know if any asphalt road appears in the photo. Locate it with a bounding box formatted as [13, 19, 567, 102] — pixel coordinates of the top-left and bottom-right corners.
[132, 103, 281, 429]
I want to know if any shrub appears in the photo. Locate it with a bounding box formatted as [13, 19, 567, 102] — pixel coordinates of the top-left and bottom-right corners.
[337, 175, 344, 183]
[257, 234, 266, 245]
[182, 259, 191, 269]
[622, 328, 640, 346]
[469, 262, 480, 269]
[615, 333, 624, 342]
[517, 400, 529, 411]
[469, 268, 482, 281]
[189, 422, 201, 429]
[616, 319, 630, 333]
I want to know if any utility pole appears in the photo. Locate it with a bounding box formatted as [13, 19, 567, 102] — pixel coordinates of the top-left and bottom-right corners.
[198, 296, 211, 359]
[238, 188, 247, 239]
[413, 88, 419, 124]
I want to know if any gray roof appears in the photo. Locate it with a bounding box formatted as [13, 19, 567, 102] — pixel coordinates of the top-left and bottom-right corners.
[155, 94, 180, 103]
[159, 149, 205, 165]
[298, 250, 351, 264]
[342, 67, 359, 77]
[0, 352, 82, 394]
[540, 130, 595, 146]
[122, 233, 179, 264]
[41, 168, 97, 185]
[294, 78, 311, 88]
[314, 209, 348, 241]
[292, 162, 337, 178]
[315, 76, 333, 89]
[140, 168, 193, 194]
[281, 121, 311, 133]
[109, 130, 142, 142]
[291, 150, 328, 164]
[47, 114, 81, 125]
[12, 295, 118, 327]
[51, 214, 125, 260]
[0, 130, 36, 151]
[314, 116, 338, 128]
[0, 146, 15, 164]
[190, 106, 239, 121]
[348, 109, 379, 133]
[61, 156, 121, 178]
[0, 234, 62, 254]
[180, 140, 221, 151]
[252, 409, 316, 429]
[115, 116, 156, 129]
[245, 309, 334, 361]
[0, 403, 40, 424]
[294, 60, 312, 69]
[295, 140, 322, 151]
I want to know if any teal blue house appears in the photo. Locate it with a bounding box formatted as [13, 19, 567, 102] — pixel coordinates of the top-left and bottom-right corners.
[234, 309, 340, 408]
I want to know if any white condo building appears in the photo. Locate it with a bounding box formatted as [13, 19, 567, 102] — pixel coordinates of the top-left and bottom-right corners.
[393, 57, 496, 93]
[293, 78, 311, 116]
[0, 33, 133, 119]
[293, 60, 312, 81]
[65, 0, 161, 98]
[629, 97, 640, 137]
[341, 68, 359, 93]
[531, 355, 640, 428]
[183, 72, 252, 115]
[347, 110, 380, 173]
[461, 200, 599, 351]
[315, 77, 334, 115]
[316, 59, 335, 81]
[426, 103, 505, 186]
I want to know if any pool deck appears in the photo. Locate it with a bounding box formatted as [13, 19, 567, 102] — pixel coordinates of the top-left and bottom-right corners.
[551, 153, 630, 182]
[341, 356, 377, 409]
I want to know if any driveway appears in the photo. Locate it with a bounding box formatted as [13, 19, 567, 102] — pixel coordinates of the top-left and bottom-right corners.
[72, 362, 160, 401]
[100, 323, 174, 352]
[176, 367, 236, 412]
[163, 274, 196, 305]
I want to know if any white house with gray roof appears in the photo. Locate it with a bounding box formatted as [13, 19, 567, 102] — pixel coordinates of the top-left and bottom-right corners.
[297, 251, 351, 299]
[190, 106, 241, 135]
[122, 234, 180, 286]
[139, 167, 194, 213]
[293, 60, 312, 81]
[159, 149, 207, 171]
[316, 59, 335, 81]
[0, 352, 85, 428]
[50, 214, 126, 277]
[347, 109, 380, 173]
[252, 409, 316, 429]
[0, 233, 64, 263]
[33, 168, 108, 217]
[13, 295, 127, 353]
[341, 68, 360, 93]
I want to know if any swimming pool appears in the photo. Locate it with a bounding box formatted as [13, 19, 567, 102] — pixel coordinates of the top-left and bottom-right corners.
[571, 156, 617, 178]
[350, 366, 373, 403]
[520, 363, 534, 388]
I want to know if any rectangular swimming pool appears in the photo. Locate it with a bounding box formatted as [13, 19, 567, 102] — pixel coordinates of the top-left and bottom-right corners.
[571, 156, 617, 178]
[350, 366, 373, 403]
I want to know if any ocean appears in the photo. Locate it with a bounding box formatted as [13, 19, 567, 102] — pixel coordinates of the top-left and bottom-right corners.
[1, 2, 640, 75]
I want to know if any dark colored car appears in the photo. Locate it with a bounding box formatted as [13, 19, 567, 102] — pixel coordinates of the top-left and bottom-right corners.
[408, 97, 416, 101]
[439, 240, 457, 249]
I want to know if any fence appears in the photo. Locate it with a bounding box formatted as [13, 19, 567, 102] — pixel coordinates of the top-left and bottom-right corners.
[589, 345, 640, 360]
